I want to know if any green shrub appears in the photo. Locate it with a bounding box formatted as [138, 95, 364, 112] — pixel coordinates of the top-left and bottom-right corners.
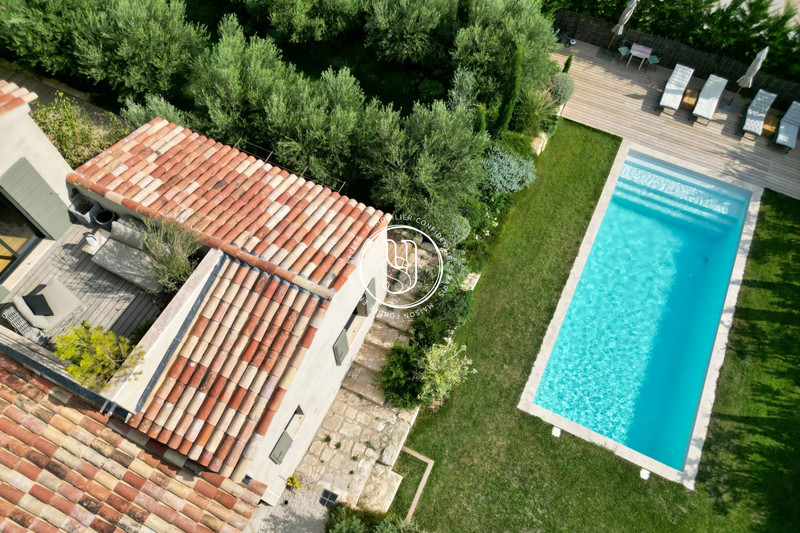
[55, 322, 143, 391]
[563, 51, 573, 73]
[511, 86, 559, 137]
[417, 343, 475, 405]
[129, 318, 155, 345]
[483, 146, 536, 193]
[143, 218, 203, 294]
[418, 79, 446, 101]
[495, 130, 534, 159]
[409, 315, 450, 350]
[30, 92, 129, 168]
[381, 343, 426, 408]
[122, 94, 191, 128]
[550, 72, 575, 106]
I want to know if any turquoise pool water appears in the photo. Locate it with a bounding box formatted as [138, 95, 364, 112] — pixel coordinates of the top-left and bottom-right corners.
[534, 153, 750, 470]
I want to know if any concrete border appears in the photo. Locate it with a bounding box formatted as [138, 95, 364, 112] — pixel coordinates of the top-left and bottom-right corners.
[400, 447, 434, 522]
[517, 141, 762, 488]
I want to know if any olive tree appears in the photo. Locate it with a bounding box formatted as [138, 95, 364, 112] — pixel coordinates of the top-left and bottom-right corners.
[452, 0, 559, 104]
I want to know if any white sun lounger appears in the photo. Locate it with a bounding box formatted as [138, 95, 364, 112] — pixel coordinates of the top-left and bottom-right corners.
[659, 64, 694, 113]
[742, 89, 777, 138]
[775, 101, 800, 152]
[692, 75, 728, 125]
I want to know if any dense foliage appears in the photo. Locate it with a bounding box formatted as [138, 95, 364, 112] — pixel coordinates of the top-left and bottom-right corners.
[31, 92, 129, 167]
[2, 0, 556, 258]
[55, 322, 142, 391]
[364, 0, 457, 64]
[453, 0, 559, 105]
[381, 252, 476, 408]
[240, 0, 361, 43]
[0, 0, 206, 99]
[546, 0, 800, 82]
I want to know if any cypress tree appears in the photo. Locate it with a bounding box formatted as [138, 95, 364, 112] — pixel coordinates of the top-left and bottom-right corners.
[493, 45, 523, 135]
[563, 51, 573, 73]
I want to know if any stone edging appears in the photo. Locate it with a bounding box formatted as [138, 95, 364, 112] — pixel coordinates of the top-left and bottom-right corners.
[400, 447, 435, 523]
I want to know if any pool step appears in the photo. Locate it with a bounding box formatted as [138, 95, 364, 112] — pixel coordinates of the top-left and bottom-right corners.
[614, 180, 738, 233]
[624, 155, 750, 207]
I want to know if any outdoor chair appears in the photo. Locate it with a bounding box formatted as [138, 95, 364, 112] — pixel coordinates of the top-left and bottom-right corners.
[692, 75, 728, 125]
[617, 40, 632, 61]
[741, 89, 777, 138]
[11, 279, 86, 339]
[775, 101, 800, 152]
[647, 51, 661, 70]
[659, 64, 694, 113]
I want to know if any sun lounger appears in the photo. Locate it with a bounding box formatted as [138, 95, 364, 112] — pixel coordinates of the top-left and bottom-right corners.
[659, 64, 694, 113]
[775, 101, 800, 152]
[692, 75, 728, 125]
[742, 89, 777, 138]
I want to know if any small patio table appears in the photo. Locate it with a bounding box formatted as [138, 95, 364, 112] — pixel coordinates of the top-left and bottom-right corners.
[626, 43, 653, 70]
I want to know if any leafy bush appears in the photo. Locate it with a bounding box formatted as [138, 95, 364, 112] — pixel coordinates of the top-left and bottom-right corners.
[511, 87, 559, 137]
[495, 130, 535, 160]
[550, 72, 575, 106]
[417, 343, 475, 405]
[143, 218, 203, 294]
[30, 92, 129, 168]
[129, 318, 155, 345]
[381, 343, 425, 408]
[483, 147, 536, 193]
[55, 322, 142, 391]
[122, 94, 191, 128]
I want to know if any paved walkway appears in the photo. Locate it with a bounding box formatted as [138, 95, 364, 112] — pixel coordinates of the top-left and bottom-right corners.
[253, 233, 438, 531]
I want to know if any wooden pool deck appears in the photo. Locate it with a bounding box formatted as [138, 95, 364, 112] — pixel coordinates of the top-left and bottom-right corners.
[554, 41, 800, 199]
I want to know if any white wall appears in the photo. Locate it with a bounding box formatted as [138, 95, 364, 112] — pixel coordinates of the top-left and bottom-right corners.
[248, 232, 389, 504]
[0, 106, 73, 206]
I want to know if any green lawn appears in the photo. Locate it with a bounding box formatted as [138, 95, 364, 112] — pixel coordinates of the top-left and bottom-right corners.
[401, 120, 800, 532]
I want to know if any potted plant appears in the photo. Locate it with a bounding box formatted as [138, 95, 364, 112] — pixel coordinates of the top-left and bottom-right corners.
[68, 189, 102, 226]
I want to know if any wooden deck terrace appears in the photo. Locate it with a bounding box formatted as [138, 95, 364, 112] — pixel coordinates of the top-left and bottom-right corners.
[554, 41, 800, 199]
[1, 223, 161, 340]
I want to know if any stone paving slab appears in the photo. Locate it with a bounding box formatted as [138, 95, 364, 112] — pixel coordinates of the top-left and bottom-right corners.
[365, 320, 409, 349]
[342, 363, 385, 406]
[352, 339, 388, 374]
[358, 464, 404, 514]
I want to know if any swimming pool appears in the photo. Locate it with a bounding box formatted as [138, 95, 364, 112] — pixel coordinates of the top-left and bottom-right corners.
[520, 149, 758, 482]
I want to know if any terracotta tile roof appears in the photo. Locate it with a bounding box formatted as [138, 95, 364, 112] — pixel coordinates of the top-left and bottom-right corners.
[0, 80, 37, 118]
[66, 118, 388, 299]
[0, 352, 265, 533]
[65, 118, 388, 477]
[129, 257, 327, 477]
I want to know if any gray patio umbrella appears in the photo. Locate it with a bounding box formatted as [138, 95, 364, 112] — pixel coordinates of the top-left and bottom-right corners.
[736, 46, 769, 93]
[609, 0, 639, 47]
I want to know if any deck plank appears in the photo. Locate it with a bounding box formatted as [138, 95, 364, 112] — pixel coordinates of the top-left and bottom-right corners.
[554, 42, 800, 199]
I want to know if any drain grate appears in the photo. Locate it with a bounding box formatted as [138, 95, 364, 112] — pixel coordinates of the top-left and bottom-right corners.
[319, 489, 338, 508]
